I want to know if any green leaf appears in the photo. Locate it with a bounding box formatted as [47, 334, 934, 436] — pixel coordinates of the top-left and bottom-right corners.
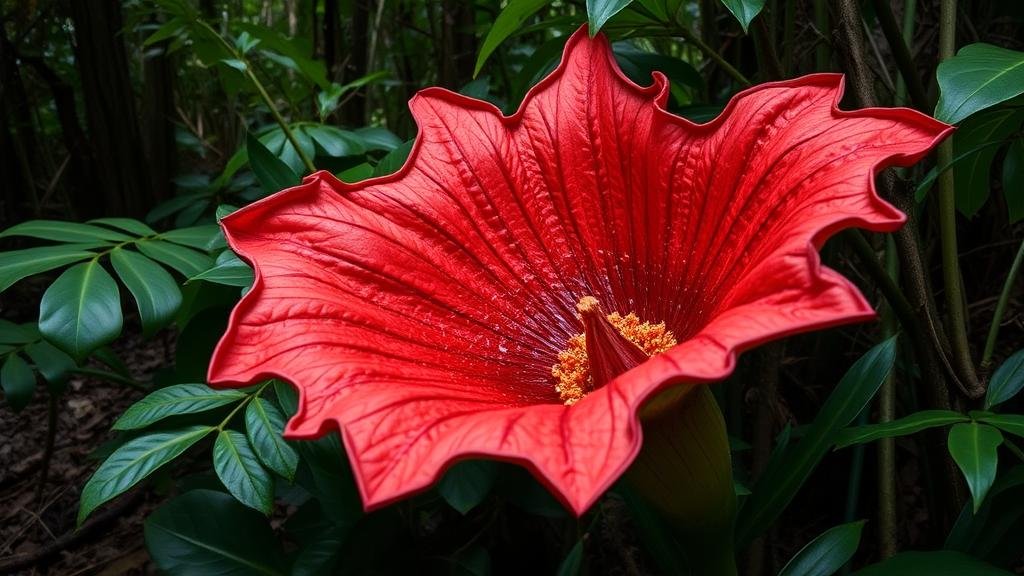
[245, 398, 298, 481]
[137, 239, 214, 278]
[213, 429, 275, 515]
[306, 125, 366, 158]
[614, 43, 703, 92]
[1, 353, 35, 411]
[161, 225, 222, 251]
[0, 320, 38, 344]
[948, 422, 1003, 512]
[372, 140, 414, 177]
[145, 489, 287, 576]
[952, 108, 1024, 217]
[39, 261, 123, 360]
[475, 0, 552, 76]
[835, 410, 968, 448]
[976, 414, 1024, 439]
[88, 217, 157, 237]
[779, 521, 865, 576]
[278, 128, 315, 176]
[110, 248, 183, 335]
[190, 252, 254, 287]
[935, 43, 1024, 125]
[719, 0, 766, 33]
[945, 465, 1024, 564]
[0, 220, 131, 242]
[0, 244, 101, 292]
[354, 126, 402, 151]
[113, 384, 247, 430]
[985, 349, 1024, 408]
[247, 133, 300, 194]
[852, 551, 1014, 575]
[438, 460, 499, 514]
[24, 340, 76, 391]
[147, 192, 210, 224]
[220, 58, 247, 72]
[736, 337, 896, 546]
[1004, 139, 1024, 223]
[79, 426, 214, 524]
[556, 540, 584, 576]
[587, 0, 633, 33]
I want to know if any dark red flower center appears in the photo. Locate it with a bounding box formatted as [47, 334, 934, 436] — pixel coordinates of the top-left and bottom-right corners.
[552, 296, 677, 405]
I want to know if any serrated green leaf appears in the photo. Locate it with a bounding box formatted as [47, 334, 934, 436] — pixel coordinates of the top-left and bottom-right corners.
[110, 248, 183, 335]
[475, 0, 552, 76]
[587, 0, 634, 34]
[948, 422, 1003, 512]
[39, 261, 123, 360]
[214, 429, 275, 514]
[736, 337, 896, 546]
[245, 398, 298, 481]
[137, 239, 214, 278]
[88, 217, 157, 237]
[1, 353, 35, 411]
[835, 410, 968, 448]
[247, 133, 300, 194]
[79, 426, 214, 524]
[113, 384, 247, 430]
[145, 489, 287, 576]
[935, 43, 1024, 124]
[0, 220, 131, 242]
[985, 349, 1024, 408]
[24, 340, 76, 392]
[438, 460, 499, 515]
[0, 244, 102, 292]
[779, 521, 865, 576]
[719, 0, 766, 33]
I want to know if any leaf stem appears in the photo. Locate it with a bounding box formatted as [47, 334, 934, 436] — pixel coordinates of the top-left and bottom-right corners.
[675, 24, 751, 87]
[196, 20, 316, 175]
[981, 238, 1024, 370]
[217, 381, 270, 431]
[936, 0, 984, 399]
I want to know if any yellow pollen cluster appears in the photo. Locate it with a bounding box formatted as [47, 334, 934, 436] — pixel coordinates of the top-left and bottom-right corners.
[552, 312, 677, 405]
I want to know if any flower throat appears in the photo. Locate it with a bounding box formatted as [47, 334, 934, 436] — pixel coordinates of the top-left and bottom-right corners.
[553, 296, 677, 405]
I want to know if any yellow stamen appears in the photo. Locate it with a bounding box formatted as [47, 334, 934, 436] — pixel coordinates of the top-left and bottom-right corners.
[552, 299, 677, 405]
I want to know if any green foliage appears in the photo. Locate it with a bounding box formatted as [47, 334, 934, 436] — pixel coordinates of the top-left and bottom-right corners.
[112, 384, 247, 430]
[78, 426, 215, 525]
[736, 338, 896, 546]
[852, 551, 1014, 575]
[438, 460, 500, 514]
[213, 429, 275, 515]
[587, 0, 635, 34]
[835, 410, 969, 448]
[144, 489, 288, 576]
[39, 261, 123, 360]
[985, 349, 1024, 408]
[245, 398, 298, 482]
[935, 43, 1024, 124]
[947, 422, 1003, 512]
[718, 0, 766, 32]
[778, 521, 866, 576]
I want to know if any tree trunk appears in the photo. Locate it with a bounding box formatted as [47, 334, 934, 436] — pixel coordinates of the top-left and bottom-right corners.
[68, 0, 149, 217]
[341, 0, 370, 126]
[142, 33, 176, 204]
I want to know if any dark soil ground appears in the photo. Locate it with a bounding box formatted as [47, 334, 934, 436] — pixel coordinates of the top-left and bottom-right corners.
[0, 323, 164, 575]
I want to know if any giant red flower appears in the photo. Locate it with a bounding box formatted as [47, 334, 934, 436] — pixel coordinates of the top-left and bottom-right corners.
[208, 27, 950, 515]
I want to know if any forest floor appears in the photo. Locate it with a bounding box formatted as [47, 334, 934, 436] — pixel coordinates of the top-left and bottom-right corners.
[0, 321, 163, 575]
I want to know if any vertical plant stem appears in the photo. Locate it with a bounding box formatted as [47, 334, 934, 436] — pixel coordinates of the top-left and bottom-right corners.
[782, 0, 795, 75]
[675, 25, 752, 87]
[34, 394, 59, 506]
[878, 236, 899, 559]
[752, 17, 784, 80]
[981, 239, 1024, 369]
[871, 0, 928, 110]
[893, 0, 919, 107]
[197, 20, 316, 175]
[936, 0, 983, 398]
[813, 0, 830, 70]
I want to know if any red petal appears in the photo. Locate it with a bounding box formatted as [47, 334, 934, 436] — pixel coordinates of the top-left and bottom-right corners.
[209, 27, 950, 515]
